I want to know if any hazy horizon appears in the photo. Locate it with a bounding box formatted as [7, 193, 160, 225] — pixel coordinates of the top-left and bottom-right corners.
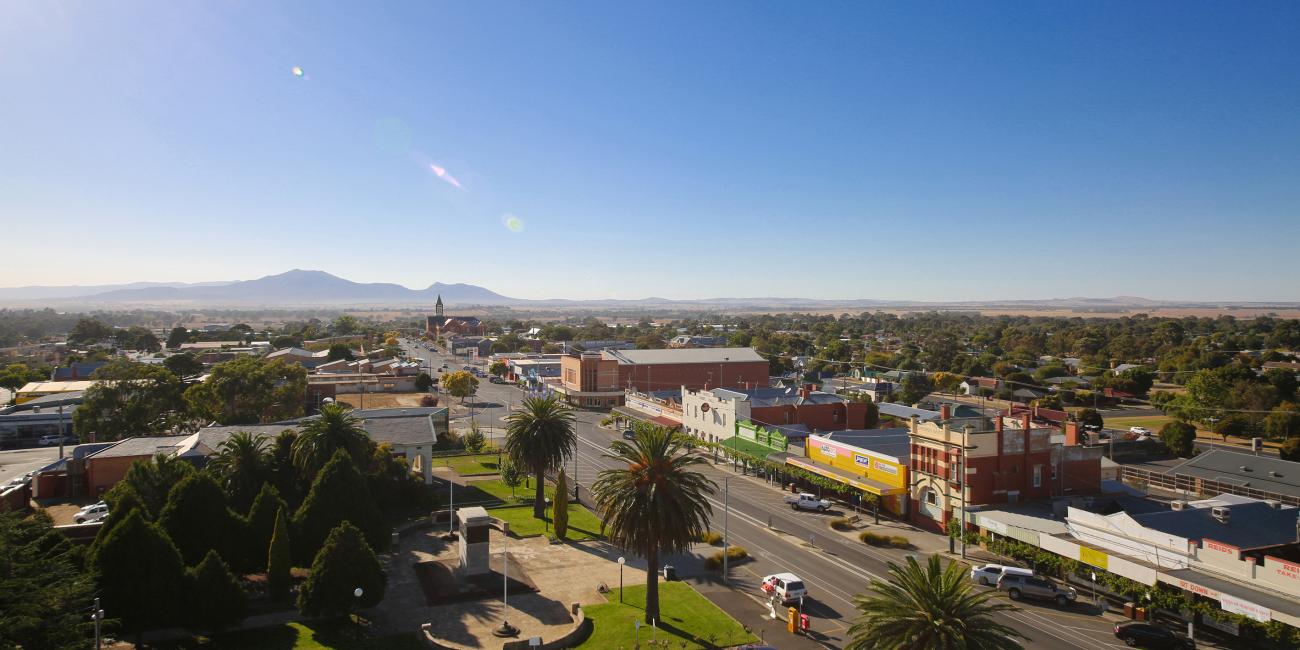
[3, 2, 1298, 301]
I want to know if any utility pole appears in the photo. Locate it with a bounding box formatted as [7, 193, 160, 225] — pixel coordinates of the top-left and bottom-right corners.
[722, 476, 731, 583]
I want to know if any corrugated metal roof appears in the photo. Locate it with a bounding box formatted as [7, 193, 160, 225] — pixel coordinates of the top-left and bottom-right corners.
[602, 347, 764, 365]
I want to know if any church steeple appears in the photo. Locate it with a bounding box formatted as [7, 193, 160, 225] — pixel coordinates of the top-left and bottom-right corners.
[435, 294, 444, 318]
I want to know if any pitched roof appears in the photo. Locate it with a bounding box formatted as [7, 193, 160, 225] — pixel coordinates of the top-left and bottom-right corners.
[601, 347, 764, 365]
[815, 428, 911, 462]
[1163, 448, 1300, 499]
[85, 435, 190, 460]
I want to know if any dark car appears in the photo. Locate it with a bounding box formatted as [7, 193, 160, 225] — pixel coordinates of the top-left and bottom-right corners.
[1114, 623, 1194, 649]
[622, 429, 637, 440]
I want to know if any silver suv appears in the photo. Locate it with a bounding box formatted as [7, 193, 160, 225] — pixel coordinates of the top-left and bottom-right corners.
[996, 574, 1077, 606]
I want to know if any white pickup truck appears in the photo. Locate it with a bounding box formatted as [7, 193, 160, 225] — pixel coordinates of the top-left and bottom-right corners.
[784, 492, 832, 512]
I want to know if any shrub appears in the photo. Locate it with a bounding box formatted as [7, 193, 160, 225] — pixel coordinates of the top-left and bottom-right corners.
[703, 545, 749, 570]
[419, 394, 439, 407]
[186, 550, 247, 632]
[297, 522, 386, 619]
[463, 425, 486, 453]
[829, 516, 855, 531]
[859, 532, 910, 548]
[698, 530, 724, 545]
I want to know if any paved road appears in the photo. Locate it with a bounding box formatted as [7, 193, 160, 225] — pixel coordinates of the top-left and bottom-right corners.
[401, 342, 1133, 649]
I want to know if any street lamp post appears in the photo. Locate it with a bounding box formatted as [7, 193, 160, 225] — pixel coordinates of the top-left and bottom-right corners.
[91, 597, 104, 650]
[618, 556, 626, 603]
[352, 587, 364, 634]
[722, 476, 730, 584]
[495, 532, 519, 637]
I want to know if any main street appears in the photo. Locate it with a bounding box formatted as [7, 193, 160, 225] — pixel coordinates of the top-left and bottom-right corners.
[400, 341, 1130, 649]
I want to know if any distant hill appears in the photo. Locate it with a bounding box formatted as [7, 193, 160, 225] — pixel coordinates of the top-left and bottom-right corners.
[1, 270, 515, 306]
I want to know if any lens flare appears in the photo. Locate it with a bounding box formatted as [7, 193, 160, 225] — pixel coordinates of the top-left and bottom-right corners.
[503, 214, 524, 232]
[291, 66, 304, 77]
[429, 163, 463, 189]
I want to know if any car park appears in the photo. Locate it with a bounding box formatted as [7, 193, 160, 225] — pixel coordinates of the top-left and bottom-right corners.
[970, 563, 1034, 586]
[996, 574, 1077, 605]
[760, 573, 808, 604]
[1113, 623, 1195, 649]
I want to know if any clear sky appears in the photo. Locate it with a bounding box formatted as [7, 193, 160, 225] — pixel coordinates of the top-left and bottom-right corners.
[2, 2, 1298, 301]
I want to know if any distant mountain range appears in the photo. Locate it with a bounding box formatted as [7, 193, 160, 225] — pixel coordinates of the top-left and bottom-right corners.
[0, 270, 1296, 310]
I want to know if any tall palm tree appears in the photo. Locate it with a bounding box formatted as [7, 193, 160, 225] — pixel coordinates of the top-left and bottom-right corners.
[206, 430, 271, 512]
[592, 426, 716, 625]
[847, 555, 1025, 650]
[503, 396, 576, 518]
[291, 403, 374, 477]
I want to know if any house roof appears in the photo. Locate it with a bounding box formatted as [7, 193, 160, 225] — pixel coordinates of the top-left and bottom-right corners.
[711, 386, 845, 407]
[877, 402, 942, 421]
[85, 435, 191, 460]
[1131, 501, 1300, 550]
[1162, 448, 1300, 499]
[602, 347, 764, 365]
[267, 347, 316, 358]
[17, 380, 96, 394]
[0, 390, 84, 413]
[353, 408, 443, 446]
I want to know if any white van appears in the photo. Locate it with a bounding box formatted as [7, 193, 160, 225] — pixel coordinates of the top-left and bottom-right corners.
[969, 563, 1034, 586]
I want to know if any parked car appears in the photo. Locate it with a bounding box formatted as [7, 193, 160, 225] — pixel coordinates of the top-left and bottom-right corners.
[37, 434, 62, 446]
[74, 503, 109, 524]
[969, 563, 1034, 586]
[784, 493, 832, 512]
[1130, 426, 1153, 436]
[996, 574, 1077, 606]
[1113, 623, 1195, 649]
[622, 429, 637, 440]
[489, 376, 506, 384]
[760, 573, 808, 604]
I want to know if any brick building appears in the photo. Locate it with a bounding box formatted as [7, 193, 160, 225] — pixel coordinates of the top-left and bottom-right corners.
[425, 295, 486, 337]
[680, 385, 872, 444]
[552, 347, 768, 408]
[908, 409, 1103, 532]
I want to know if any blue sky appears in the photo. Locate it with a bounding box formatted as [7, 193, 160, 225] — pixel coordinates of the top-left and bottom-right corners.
[2, 2, 1297, 301]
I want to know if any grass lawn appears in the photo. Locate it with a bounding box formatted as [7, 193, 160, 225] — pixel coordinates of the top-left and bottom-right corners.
[719, 435, 784, 460]
[491, 503, 604, 541]
[440, 453, 502, 476]
[577, 582, 758, 650]
[455, 477, 537, 506]
[1105, 415, 1173, 431]
[161, 621, 423, 649]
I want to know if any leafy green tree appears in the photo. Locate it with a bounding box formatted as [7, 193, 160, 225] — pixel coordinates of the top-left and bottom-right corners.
[207, 431, 272, 513]
[500, 456, 523, 497]
[69, 317, 113, 345]
[331, 315, 361, 336]
[442, 370, 479, 404]
[183, 356, 307, 425]
[1264, 402, 1300, 440]
[414, 372, 433, 392]
[1075, 408, 1104, 430]
[326, 343, 354, 361]
[186, 550, 247, 632]
[1213, 414, 1251, 442]
[115, 454, 197, 519]
[0, 510, 95, 650]
[293, 450, 385, 563]
[292, 403, 375, 477]
[1264, 368, 1299, 403]
[367, 442, 418, 510]
[505, 395, 577, 518]
[115, 326, 161, 352]
[1160, 420, 1197, 458]
[269, 429, 301, 505]
[463, 422, 486, 453]
[297, 522, 386, 619]
[895, 373, 935, 406]
[489, 360, 508, 378]
[159, 473, 247, 567]
[246, 483, 288, 571]
[163, 352, 204, 379]
[267, 507, 292, 600]
[1280, 436, 1300, 463]
[73, 360, 189, 442]
[592, 427, 715, 624]
[0, 363, 46, 393]
[846, 555, 1024, 650]
[166, 326, 191, 349]
[553, 469, 569, 540]
[89, 509, 189, 640]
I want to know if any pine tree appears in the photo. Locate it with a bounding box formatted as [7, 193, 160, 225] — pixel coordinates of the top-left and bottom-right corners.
[246, 483, 288, 571]
[297, 522, 386, 620]
[268, 507, 292, 601]
[0, 511, 95, 650]
[89, 509, 189, 638]
[159, 473, 246, 567]
[292, 450, 385, 563]
[186, 550, 247, 632]
[553, 469, 569, 540]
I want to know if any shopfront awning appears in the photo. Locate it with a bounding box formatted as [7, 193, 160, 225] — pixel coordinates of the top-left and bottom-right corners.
[611, 406, 681, 430]
[784, 456, 908, 496]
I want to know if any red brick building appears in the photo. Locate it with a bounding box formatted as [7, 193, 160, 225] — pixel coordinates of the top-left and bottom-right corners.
[553, 348, 769, 408]
[425, 295, 486, 337]
[908, 410, 1103, 532]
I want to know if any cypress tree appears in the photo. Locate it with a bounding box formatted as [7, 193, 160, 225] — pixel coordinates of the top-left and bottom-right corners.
[246, 483, 288, 571]
[159, 473, 245, 566]
[292, 450, 384, 563]
[267, 506, 292, 601]
[297, 522, 386, 620]
[90, 509, 188, 639]
[186, 550, 247, 632]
